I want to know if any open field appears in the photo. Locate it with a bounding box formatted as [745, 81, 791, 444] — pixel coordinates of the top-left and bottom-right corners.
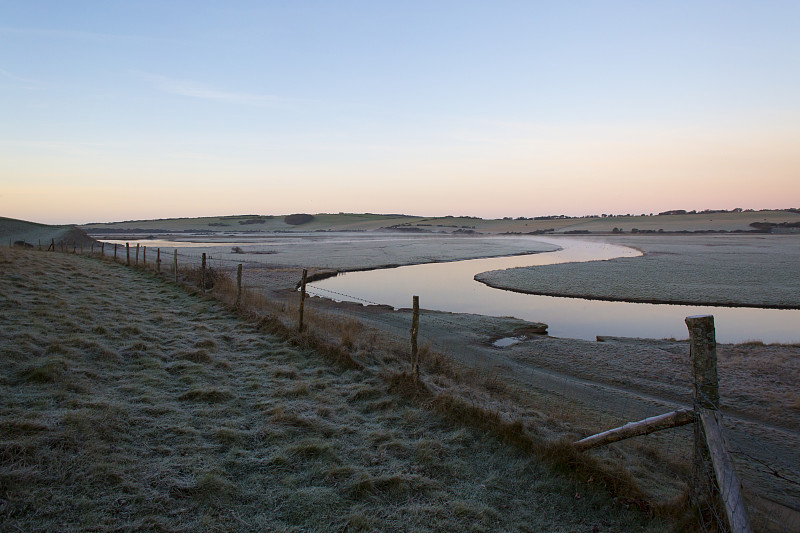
[475, 234, 800, 308]
[0, 248, 667, 532]
[78, 209, 800, 235]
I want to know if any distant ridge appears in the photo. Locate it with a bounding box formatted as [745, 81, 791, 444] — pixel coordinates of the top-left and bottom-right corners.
[78, 209, 800, 236]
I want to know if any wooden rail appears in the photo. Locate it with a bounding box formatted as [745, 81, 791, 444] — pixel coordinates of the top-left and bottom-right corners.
[575, 409, 694, 451]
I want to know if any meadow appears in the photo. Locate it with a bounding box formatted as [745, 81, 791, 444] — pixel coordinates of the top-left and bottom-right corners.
[0, 247, 669, 532]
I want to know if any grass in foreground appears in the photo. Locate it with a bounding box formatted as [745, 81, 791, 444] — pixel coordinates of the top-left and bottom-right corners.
[0, 248, 669, 531]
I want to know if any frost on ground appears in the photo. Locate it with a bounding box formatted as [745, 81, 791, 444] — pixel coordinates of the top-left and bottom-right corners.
[476, 234, 800, 308]
[114, 234, 560, 272]
[0, 248, 661, 532]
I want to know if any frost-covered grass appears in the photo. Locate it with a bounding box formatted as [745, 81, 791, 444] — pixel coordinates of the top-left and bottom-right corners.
[476, 234, 800, 308]
[0, 248, 666, 532]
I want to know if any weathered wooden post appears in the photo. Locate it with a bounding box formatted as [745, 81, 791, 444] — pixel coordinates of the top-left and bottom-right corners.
[38, 240, 41, 251]
[157, 248, 161, 273]
[101, 242, 104, 257]
[126, 243, 130, 265]
[135, 244, 140, 266]
[236, 263, 243, 307]
[411, 295, 420, 379]
[298, 269, 308, 332]
[687, 315, 718, 507]
[143, 246, 146, 267]
[201, 253, 207, 292]
[72, 242, 76, 254]
[174, 249, 178, 283]
[49, 238, 54, 251]
[686, 315, 752, 533]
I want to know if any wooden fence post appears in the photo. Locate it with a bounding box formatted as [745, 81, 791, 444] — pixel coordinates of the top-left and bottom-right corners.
[135, 244, 140, 266]
[174, 249, 178, 283]
[686, 315, 752, 533]
[201, 253, 206, 292]
[101, 242, 104, 257]
[236, 263, 243, 307]
[38, 240, 41, 251]
[49, 238, 54, 251]
[298, 269, 307, 332]
[687, 315, 718, 507]
[126, 243, 130, 265]
[157, 248, 161, 273]
[411, 295, 420, 379]
[143, 246, 146, 267]
[91, 242, 94, 255]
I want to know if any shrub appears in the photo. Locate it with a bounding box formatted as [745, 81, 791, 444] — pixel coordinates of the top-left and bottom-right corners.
[284, 213, 314, 225]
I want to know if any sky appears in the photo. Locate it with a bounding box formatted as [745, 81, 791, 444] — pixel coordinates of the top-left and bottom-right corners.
[2, 1, 799, 224]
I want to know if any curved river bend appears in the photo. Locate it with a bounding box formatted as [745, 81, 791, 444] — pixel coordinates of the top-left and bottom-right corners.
[309, 237, 800, 344]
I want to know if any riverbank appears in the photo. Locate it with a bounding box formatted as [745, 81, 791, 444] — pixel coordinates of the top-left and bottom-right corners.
[475, 234, 800, 309]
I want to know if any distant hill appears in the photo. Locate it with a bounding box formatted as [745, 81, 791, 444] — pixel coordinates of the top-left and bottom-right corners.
[0, 217, 95, 248]
[78, 209, 800, 236]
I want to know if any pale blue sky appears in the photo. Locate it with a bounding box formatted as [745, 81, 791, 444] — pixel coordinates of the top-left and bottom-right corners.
[2, 1, 799, 224]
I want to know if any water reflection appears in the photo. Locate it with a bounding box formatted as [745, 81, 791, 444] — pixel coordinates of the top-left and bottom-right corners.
[310, 238, 800, 344]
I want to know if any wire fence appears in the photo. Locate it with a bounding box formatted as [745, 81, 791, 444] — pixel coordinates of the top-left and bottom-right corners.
[13, 238, 800, 533]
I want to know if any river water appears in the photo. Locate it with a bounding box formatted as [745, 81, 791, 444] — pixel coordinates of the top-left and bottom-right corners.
[309, 237, 800, 344]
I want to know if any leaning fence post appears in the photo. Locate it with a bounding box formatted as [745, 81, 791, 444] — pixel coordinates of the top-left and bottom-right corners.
[174, 249, 178, 283]
[49, 238, 55, 251]
[201, 253, 207, 292]
[411, 295, 420, 379]
[126, 243, 130, 265]
[298, 269, 308, 332]
[236, 264, 243, 307]
[157, 248, 161, 273]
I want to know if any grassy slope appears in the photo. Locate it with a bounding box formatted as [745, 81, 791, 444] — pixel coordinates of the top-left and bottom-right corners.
[0, 248, 663, 532]
[78, 210, 800, 234]
[0, 216, 95, 247]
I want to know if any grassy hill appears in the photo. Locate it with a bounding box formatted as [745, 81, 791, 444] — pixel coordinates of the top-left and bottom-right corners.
[0, 216, 95, 248]
[0, 247, 667, 531]
[78, 209, 800, 235]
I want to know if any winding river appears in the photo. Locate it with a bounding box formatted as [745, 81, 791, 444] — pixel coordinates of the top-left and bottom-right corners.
[309, 237, 800, 344]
